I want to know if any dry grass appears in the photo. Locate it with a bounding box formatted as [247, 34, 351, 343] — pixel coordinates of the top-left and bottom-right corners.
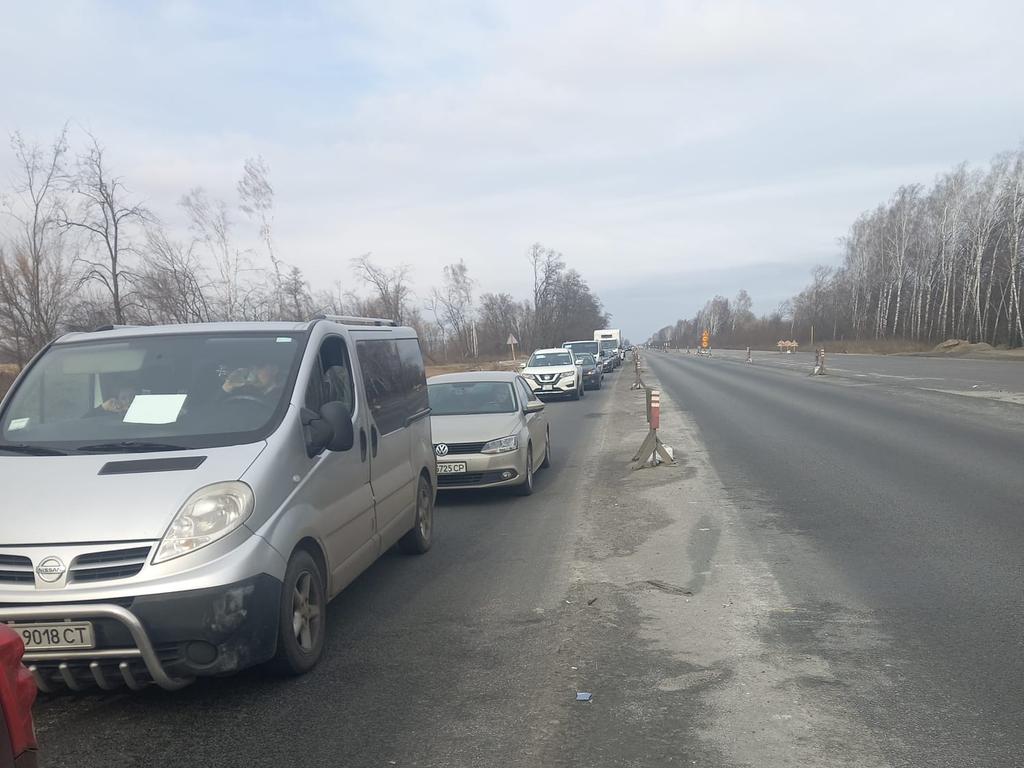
[424, 358, 520, 378]
[0, 364, 17, 399]
[823, 339, 934, 355]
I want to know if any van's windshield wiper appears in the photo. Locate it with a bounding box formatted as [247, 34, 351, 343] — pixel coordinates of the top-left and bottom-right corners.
[76, 441, 189, 453]
[0, 442, 68, 456]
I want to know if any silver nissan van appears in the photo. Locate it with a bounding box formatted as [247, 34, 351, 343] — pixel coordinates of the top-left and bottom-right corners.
[0, 316, 436, 691]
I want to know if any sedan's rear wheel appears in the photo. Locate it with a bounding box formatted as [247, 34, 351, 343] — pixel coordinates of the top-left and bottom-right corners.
[540, 428, 552, 468]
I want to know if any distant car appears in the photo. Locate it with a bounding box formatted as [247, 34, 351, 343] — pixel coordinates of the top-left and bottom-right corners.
[575, 353, 604, 390]
[598, 340, 621, 368]
[561, 340, 601, 360]
[427, 372, 551, 495]
[521, 348, 584, 400]
[596, 349, 616, 373]
[0, 626, 38, 767]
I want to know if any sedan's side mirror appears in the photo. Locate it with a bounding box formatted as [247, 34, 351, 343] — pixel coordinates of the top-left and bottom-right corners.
[525, 400, 545, 413]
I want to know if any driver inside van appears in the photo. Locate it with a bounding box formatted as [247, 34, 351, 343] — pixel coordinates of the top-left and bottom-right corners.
[222, 362, 284, 401]
[91, 385, 138, 415]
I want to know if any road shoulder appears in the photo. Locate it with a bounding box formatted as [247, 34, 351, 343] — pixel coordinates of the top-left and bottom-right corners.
[542, 357, 891, 766]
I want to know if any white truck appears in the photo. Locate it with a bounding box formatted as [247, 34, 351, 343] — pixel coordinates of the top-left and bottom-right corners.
[594, 329, 623, 364]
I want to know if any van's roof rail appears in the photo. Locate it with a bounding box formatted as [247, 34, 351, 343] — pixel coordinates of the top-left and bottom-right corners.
[90, 324, 134, 332]
[314, 315, 398, 327]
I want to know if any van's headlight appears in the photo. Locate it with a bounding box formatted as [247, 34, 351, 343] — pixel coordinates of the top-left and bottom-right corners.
[481, 435, 519, 454]
[154, 481, 255, 564]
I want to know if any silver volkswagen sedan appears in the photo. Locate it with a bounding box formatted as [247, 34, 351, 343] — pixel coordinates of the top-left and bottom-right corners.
[427, 371, 551, 494]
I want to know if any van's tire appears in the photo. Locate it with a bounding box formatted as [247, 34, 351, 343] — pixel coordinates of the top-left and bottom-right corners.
[271, 549, 326, 676]
[540, 429, 551, 469]
[516, 446, 535, 495]
[399, 474, 433, 555]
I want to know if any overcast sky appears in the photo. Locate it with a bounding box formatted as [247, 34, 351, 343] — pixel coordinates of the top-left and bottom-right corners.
[3, 0, 1024, 340]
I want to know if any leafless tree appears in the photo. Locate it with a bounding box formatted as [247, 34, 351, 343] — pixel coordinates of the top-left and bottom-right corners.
[0, 128, 76, 362]
[350, 254, 412, 323]
[429, 260, 475, 358]
[60, 135, 149, 324]
[237, 156, 282, 313]
[136, 226, 212, 324]
[181, 187, 250, 320]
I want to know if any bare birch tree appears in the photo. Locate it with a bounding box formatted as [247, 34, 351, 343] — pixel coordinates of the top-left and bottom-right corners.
[60, 135, 148, 324]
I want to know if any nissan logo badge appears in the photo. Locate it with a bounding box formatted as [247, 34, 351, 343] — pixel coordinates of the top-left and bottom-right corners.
[434, 443, 449, 457]
[36, 556, 67, 583]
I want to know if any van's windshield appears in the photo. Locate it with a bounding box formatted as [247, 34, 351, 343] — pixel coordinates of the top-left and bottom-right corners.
[0, 332, 304, 452]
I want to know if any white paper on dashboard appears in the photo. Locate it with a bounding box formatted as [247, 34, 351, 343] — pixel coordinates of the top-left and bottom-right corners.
[123, 394, 188, 424]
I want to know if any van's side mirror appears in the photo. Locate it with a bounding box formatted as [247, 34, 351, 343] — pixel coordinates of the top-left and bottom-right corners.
[320, 401, 355, 452]
[302, 402, 355, 457]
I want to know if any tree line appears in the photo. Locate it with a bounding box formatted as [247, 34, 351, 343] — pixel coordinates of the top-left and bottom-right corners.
[0, 126, 610, 372]
[652, 146, 1024, 350]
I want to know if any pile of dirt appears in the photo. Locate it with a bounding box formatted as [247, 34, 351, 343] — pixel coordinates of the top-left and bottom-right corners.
[934, 339, 993, 355]
[927, 339, 1024, 360]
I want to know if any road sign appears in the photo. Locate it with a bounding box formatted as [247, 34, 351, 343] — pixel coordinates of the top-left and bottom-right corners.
[506, 334, 518, 346]
[701, 329, 710, 349]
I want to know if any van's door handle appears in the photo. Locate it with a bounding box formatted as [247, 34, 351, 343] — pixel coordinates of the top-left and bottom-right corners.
[371, 426, 379, 458]
[359, 428, 368, 462]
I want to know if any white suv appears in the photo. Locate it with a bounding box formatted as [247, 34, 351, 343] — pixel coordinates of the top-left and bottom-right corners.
[521, 348, 583, 400]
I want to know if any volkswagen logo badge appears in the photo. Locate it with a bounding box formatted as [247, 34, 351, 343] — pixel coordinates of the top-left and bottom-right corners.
[36, 556, 66, 583]
[434, 443, 449, 457]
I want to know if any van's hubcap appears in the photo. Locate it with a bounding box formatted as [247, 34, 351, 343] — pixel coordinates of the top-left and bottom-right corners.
[292, 571, 321, 652]
[418, 481, 433, 541]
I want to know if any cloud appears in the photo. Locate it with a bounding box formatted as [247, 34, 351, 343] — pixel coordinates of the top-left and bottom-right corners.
[2, 0, 1024, 341]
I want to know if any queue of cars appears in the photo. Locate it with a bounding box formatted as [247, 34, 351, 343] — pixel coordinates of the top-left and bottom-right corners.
[0, 317, 626, 699]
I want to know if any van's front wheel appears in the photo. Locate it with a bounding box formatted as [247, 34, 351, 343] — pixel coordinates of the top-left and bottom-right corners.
[272, 549, 326, 675]
[399, 475, 433, 555]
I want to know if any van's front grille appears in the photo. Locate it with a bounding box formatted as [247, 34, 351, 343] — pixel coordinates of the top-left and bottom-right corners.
[70, 547, 151, 583]
[0, 555, 34, 584]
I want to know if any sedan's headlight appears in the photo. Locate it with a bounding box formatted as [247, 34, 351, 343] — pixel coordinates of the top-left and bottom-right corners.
[154, 481, 255, 564]
[481, 435, 519, 454]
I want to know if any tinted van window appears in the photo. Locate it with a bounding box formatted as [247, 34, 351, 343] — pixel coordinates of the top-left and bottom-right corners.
[397, 338, 428, 416]
[356, 337, 428, 433]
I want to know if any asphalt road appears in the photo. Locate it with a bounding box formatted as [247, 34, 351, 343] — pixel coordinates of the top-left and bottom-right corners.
[713, 347, 1024, 398]
[32, 379, 614, 768]
[28, 350, 1024, 767]
[646, 349, 1024, 767]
